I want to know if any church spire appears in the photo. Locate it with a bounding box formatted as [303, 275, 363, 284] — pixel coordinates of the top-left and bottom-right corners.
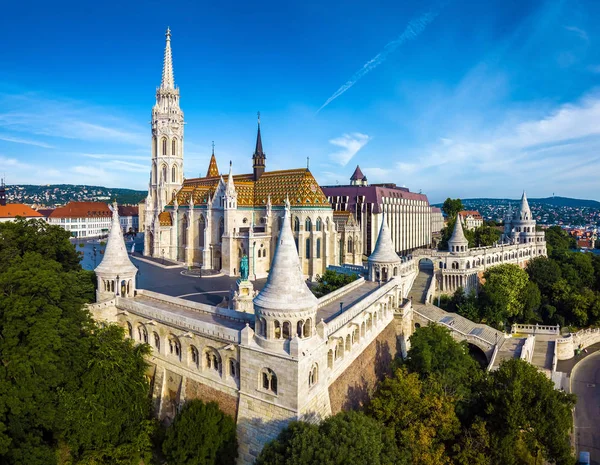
[206, 141, 219, 177]
[252, 112, 266, 181]
[448, 215, 468, 253]
[161, 27, 175, 90]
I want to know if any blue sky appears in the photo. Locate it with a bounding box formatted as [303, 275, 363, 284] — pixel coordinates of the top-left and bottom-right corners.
[2, 0, 600, 203]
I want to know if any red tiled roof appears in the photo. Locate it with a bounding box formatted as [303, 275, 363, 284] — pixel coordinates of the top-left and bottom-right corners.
[118, 205, 138, 217]
[49, 201, 111, 219]
[459, 210, 482, 220]
[0, 204, 43, 219]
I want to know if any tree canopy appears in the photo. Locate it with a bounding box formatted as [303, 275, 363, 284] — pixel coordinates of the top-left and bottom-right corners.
[0, 219, 155, 464]
[162, 399, 237, 465]
[312, 270, 358, 297]
[442, 198, 464, 218]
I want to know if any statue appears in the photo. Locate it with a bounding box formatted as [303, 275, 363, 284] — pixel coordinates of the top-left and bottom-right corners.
[240, 254, 249, 281]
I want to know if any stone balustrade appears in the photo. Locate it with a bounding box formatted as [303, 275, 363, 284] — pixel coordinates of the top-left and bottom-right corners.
[317, 277, 366, 309]
[511, 323, 560, 335]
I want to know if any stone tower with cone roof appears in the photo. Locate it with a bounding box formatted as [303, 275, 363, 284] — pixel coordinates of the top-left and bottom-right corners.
[95, 202, 138, 301]
[368, 213, 402, 281]
[448, 215, 468, 253]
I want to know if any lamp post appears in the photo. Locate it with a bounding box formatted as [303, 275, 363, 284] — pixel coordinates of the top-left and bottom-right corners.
[115, 274, 120, 296]
[162, 248, 165, 265]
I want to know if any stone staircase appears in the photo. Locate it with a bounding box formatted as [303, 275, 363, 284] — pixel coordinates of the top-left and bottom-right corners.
[531, 338, 554, 370]
[492, 337, 525, 368]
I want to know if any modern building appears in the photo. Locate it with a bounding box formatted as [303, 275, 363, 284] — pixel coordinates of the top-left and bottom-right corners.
[118, 205, 139, 233]
[458, 210, 483, 230]
[142, 29, 361, 279]
[0, 179, 44, 222]
[48, 201, 112, 238]
[431, 207, 445, 233]
[322, 165, 434, 256]
[90, 200, 417, 465]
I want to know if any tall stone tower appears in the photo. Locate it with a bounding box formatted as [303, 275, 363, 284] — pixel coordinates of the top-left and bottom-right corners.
[145, 28, 184, 256]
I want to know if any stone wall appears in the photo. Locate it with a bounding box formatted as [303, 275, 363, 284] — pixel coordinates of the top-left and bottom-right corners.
[185, 377, 239, 419]
[328, 321, 399, 413]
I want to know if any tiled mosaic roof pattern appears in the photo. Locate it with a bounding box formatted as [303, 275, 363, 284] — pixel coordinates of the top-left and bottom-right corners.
[172, 169, 329, 208]
[159, 211, 172, 226]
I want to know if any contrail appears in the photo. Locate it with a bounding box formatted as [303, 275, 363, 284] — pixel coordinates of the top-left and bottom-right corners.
[317, 7, 442, 113]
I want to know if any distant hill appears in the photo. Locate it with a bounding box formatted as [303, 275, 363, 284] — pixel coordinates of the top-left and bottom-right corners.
[5, 184, 147, 207]
[435, 196, 600, 209]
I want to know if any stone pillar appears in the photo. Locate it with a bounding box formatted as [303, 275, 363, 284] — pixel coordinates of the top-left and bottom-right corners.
[203, 210, 212, 269]
[186, 208, 195, 266]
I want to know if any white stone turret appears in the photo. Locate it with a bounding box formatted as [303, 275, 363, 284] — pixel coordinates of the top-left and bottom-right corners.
[506, 191, 537, 245]
[368, 213, 402, 281]
[95, 202, 138, 302]
[253, 199, 318, 350]
[448, 215, 468, 253]
[517, 191, 532, 221]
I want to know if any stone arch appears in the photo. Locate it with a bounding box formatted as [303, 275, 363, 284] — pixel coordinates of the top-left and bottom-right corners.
[308, 363, 318, 387]
[315, 217, 322, 232]
[153, 331, 161, 352]
[171, 137, 177, 156]
[190, 344, 200, 368]
[162, 137, 168, 156]
[160, 163, 167, 183]
[203, 346, 222, 374]
[168, 335, 181, 361]
[305, 217, 312, 232]
[137, 323, 148, 343]
[260, 368, 278, 394]
[171, 164, 177, 183]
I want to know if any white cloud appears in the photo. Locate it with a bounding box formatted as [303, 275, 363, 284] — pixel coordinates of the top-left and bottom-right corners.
[564, 25, 589, 42]
[328, 132, 371, 166]
[0, 134, 55, 148]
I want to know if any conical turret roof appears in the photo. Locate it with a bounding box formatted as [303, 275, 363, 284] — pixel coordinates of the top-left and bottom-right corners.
[254, 201, 317, 312]
[369, 214, 400, 263]
[350, 165, 366, 181]
[206, 145, 219, 177]
[95, 202, 137, 276]
[519, 191, 531, 219]
[448, 215, 468, 247]
[254, 116, 264, 157]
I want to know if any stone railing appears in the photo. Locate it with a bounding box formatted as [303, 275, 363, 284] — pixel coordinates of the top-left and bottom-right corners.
[573, 327, 600, 349]
[317, 277, 366, 309]
[87, 298, 116, 311]
[116, 297, 241, 343]
[325, 279, 398, 337]
[424, 273, 436, 305]
[487, 343, 501, 371]
[511, 323, 560, 335]
[413, 308, 495, 350]
[520, 335, 535, 363]
[136, 289, 252, 324]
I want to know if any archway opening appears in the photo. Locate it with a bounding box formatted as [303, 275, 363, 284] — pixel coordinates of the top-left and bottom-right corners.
[467, 343, 488, 369]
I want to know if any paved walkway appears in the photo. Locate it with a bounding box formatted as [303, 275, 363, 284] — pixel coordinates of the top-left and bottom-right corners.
[572, 351, 600, 464]
[317, 281, 380, 323]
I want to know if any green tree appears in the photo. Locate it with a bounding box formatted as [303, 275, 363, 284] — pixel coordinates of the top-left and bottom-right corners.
[59, 325, 156, 464]
[544, 226, 576, 257]
[407, 325, 481, 402]
[480, 359, 575, 465]
[526, 256, 562, 297]
[473, 225, 500, 247]
[442, 198, 464, 219]
[367, 368, 460, 465]
[162, 399, 237, 465]
[312, 270, 358, 297]
[479, 264, 529, 327]
[519, 281, 542, 323]
[256, 411, 396, 465]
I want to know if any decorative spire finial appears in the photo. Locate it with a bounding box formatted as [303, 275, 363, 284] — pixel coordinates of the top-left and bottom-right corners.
[160, 27, 175, 90]
[257, 111, 261, 126]
[212, 141, 215, 155]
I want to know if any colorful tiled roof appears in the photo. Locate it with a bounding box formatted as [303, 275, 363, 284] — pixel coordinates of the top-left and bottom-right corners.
[159, 211, 172, 226]
[0, 204, 43, 219]
[172, 168, 329, 208]
[206, 154, 219, 177]
[48, 202, 111, 219]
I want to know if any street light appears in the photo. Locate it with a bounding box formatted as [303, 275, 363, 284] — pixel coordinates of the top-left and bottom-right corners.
[162, 248, 165, 265]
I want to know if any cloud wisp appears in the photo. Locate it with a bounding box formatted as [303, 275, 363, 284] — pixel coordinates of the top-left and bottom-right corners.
[317, 6, 443, 113]
[328, 132, 371, 166]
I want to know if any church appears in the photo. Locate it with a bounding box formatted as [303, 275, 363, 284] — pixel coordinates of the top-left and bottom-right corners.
[141, 29, 361, 279]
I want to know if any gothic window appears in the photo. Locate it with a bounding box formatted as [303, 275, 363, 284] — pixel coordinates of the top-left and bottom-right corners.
[204, 348, 221, 373]
[126, 322, 133, 339]
[282, 321, 291, 339]
[294, 217, 300, 232]
[304, 318, 311, 338]
[229, 359, 238, 378]
[316, 239, 321, 259]
[327, 350, 334, 368]
[172, 138, 177, 156]
[305, 238, 311, 258]
[168, 336, 181, 361]
[162, 137, 168, 156]
[260, 368, 278, 394]
[305, 217, 312, 232]
[308, 364, 318, 388]
[316, 217, 322, 231]
[348, 237, 353, 254]
[138, 325, 148, 343]
[171, 165, 177, 183]
[190, 346, 199, 368]
[259, 317, 267, 337]
[274, 321, 281, 339]
[153, 332, 160, 351]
